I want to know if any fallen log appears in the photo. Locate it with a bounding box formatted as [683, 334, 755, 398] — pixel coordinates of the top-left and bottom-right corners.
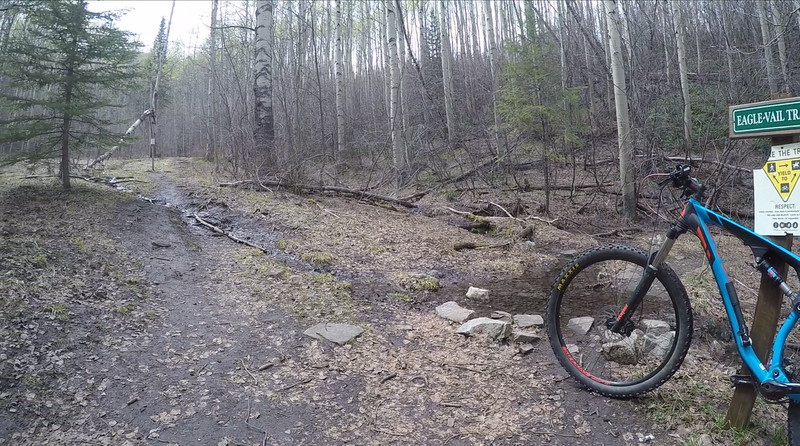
[193, 212, 268, 253]
[219, 180, 417, 209]
[86, 109, 152, 169]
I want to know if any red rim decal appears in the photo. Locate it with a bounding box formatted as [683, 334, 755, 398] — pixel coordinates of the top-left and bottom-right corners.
[562, 346, 610, 385]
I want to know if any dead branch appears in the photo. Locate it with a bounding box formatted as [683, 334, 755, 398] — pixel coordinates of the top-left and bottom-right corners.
[220, 180, 417, 208]
[488, 201, 514, 218]
[453, 241, 511, 251]
[502, 182, 615, 192]
[526, 216, 559, 225]
[193, 213, 268, 253]
[442, 157, 498, 185]
[591, 227, 644, 237]
[664, 156, 751, 173]
[240, 358, 257, 385]
[278, 378, 313, 392]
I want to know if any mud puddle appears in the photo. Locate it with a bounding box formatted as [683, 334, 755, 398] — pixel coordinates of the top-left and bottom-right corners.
[437, 264, 564, 316]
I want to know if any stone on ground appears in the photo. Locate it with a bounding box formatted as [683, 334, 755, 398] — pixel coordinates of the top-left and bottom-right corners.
[640, 319, 671, 336]
[490, 310, 512, 322]
[304, 323, 365, 345]
[602, 331, 643, 365]
[456, 317, 511, 340]
[567, 316, 594, 335]
[513, 314, 544, 328]
[642, 331, 675, 360]
[512, 330, 541, 343]
[435, 301, 474, 323]
[465, 286, 489, 300]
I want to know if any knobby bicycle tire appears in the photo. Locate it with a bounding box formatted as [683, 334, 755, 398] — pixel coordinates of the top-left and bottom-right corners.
[546, 245, 693, 397]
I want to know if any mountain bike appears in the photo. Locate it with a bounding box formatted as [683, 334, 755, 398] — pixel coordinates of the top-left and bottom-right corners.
[546, 164, 800, 442]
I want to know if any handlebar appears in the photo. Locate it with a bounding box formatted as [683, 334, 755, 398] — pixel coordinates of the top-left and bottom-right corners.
[667, 164, 705, 200]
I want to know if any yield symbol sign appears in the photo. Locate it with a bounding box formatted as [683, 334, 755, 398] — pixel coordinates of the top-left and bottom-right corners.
[763, 158, 800, 202]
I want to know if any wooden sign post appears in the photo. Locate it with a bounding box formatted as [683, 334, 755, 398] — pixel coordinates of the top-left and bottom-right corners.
[724, 97, 800, 429]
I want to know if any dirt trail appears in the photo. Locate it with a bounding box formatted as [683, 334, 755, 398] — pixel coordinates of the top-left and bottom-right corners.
[1, 161, 785, 445]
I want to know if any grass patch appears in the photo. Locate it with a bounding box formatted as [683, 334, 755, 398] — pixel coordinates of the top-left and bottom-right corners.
[42, 303, 69, 321]
[368, 245, 387, 255]
[397, 273, 440, 291]
[114, 302, 137, 315]
[301, 251, 335, 266]
[388, 292, 411, 302]
[25, 254, 47, 268]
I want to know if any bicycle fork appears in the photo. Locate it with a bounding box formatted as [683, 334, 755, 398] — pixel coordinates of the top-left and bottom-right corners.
[607, 228, 680, 334]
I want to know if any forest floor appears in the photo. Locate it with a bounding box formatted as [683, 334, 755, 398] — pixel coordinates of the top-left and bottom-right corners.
[0, 157, 792, 445]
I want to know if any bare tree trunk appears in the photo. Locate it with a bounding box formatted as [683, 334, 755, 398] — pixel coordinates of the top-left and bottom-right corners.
[395, 0, 408, 136]
[604, 0, 636, 220]
[439, 0, 456, 148]
[205, 0, 218, 164]
[387, 0, 404, 184]
[720, 2, 734, 100]
[483, 0, 502, 157]
[770, 0, 789, 93]
[601, 1, 614, 114]
[149, 1, 175, 171]
[661, 0, 671, 85]
[671, 0, 691, 157]
[756, 0, 777, 96]
[254, 0, 275, 163]
[335, 0, 346, 157]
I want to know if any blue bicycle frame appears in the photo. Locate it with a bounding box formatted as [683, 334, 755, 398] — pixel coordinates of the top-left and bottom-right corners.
[619, 196, 800, 401]
[681, 198, 800, 400]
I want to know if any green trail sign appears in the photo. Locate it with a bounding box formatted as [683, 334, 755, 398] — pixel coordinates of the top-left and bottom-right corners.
[729, 97, 800, 139]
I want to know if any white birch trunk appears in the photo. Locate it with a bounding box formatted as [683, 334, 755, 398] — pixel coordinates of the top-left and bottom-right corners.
[603, 0, 636, 220]
[671, 0, 691, 156]
[386, 0, 404, 182]
[149, 1, 175, 171]
[86, 111, 152, 169]
[254, 0, 275, 159]
[335, 0, 346, 156]
[483, 0, 502, 156]
[439, 0, 456, 147]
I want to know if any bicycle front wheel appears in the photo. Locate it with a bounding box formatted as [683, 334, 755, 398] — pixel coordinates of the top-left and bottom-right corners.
[546, 245, 693, 397]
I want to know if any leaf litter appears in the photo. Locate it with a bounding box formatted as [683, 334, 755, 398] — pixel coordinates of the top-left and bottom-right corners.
[0, 159, 790, 445]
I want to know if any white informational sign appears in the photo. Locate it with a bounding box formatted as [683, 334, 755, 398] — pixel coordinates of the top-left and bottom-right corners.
[754, 142, 800, 235]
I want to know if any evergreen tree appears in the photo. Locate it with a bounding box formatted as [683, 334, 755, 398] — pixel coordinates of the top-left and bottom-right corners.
[0, 0, 141, 189]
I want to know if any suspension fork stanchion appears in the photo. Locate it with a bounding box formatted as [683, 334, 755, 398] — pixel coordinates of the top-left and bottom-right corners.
[609, 226, 683, 333]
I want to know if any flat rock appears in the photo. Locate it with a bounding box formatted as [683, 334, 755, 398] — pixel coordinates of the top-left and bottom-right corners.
[465, 286, 489, 300]
[513, 314, 544, 328]
[435, 301, 474, 323]
[512, 330, 542, 343]
[518, 343, 535, 355]
[304, 323, 365, 345]
[641, 319, 671, 336]
[567, 316, 594, 335]
[456, 317, 511, 340]
[490, 310, 512, 322]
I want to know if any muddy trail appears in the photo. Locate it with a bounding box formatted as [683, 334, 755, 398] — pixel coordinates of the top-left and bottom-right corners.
[0, 158, 789, 445]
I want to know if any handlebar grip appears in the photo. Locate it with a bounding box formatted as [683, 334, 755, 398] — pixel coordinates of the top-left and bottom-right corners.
[688, 178, 704, 199]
